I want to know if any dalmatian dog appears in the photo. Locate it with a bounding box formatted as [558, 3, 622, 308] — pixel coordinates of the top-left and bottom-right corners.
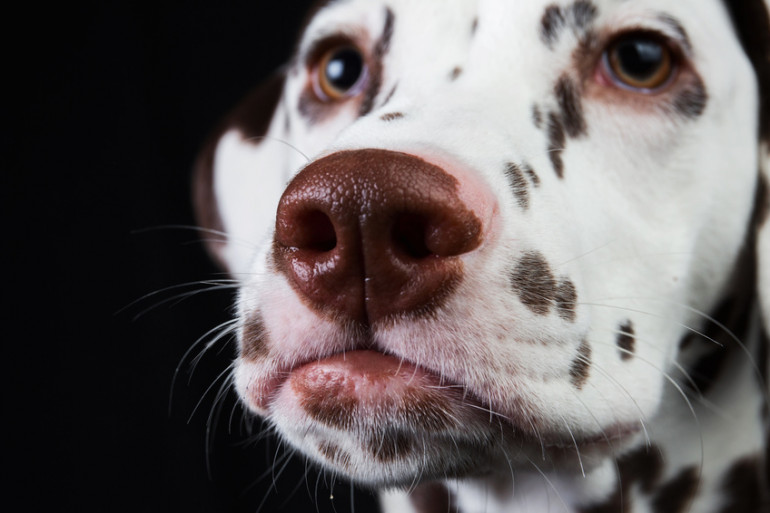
[193, 0, 770, 511]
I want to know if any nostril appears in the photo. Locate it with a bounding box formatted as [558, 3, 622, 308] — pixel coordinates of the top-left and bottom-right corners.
[392, 213, 431, 259]
[295, 210, 337, 252]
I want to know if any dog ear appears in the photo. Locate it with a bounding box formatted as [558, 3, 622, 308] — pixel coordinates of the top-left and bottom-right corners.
[192, 72, 290, 275]
[758, 145, 770, 333]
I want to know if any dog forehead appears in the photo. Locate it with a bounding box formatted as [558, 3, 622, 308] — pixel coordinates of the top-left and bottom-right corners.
[298, 0, 745, 110]
[302, 0, 734, 52]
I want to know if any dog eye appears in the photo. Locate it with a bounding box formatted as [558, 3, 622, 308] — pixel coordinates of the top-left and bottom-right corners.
[315, 46, 367, 101]
[603, 34, 675, 91]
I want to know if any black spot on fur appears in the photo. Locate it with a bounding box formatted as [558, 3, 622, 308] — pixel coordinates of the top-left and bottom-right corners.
[380, 112, 404, 121]
[651, 466, 699, 513]
[504, 162, 530, 209]
[555, 75, 587, 137]
[511, 252, 557, 315]
[616, 320, 635, 360]
[555, 279, 577, 322]
[570, 339, 591, 389]
[718, 456, 768, 512]
[547, 111, 566, 177]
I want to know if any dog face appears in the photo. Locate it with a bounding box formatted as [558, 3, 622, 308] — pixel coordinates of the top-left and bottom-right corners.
[194, 0, 768, 488]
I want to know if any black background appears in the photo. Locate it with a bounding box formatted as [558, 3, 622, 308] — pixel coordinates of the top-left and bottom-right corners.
[9, 2, 379, 511]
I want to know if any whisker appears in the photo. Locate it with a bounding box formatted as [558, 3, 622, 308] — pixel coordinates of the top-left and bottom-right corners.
[187, 364, 234, 424]
[243, 135, 312, 164]
[169, 318, 238, 414]
[116, 279, 238, 317]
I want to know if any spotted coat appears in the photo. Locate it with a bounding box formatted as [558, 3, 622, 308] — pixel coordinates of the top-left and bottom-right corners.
[193, 0, 770, 511]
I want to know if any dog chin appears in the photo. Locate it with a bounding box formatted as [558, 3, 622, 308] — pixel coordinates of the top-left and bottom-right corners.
[240, 349, 641, 487]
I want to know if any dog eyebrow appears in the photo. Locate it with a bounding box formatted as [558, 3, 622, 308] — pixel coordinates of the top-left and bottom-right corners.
[656, 13, 693, 53]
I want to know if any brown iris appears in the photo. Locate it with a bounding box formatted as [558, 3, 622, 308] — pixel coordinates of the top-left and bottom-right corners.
[606, 34, 674, 91]
[315, 45, 367, 101]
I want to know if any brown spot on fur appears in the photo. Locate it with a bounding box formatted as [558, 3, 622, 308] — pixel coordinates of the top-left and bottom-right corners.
[295, 367, 454, 433]
[532, 105, 544, 129]
[380, 112, 404, 121]
[540, 1, 598, 49]
[547, 111, 566, 178]
[682, 235, 756, 395]
[616, 320, 635, 361]
[297, 379, 357, 430]
[571, 1, 598, 33]
[410, 482, 459, 513]
[541, 5, 566, 48]
[471, 17, 479, 36]
[241, 314, 269, 361]
[381, 83, 398, 107]
[555, 74, 587, 137]
[651, 466, 699, 513]
[671, 79, 708, 119]
[401, 388, 456, 431]
[318, 441, 352, 469]
[555, 278, 577, 322]
[570, 339, 591, 389]
[718, 456, 768, 512]
[368, 429, 413, 462]
[449, 66, 463, 81]
[504, 162, 530, 209]
[511, 252, 557, 315]
[579, 445, 665, 512]
[360, 7, 395, 117]
[523, 162, 540, 186]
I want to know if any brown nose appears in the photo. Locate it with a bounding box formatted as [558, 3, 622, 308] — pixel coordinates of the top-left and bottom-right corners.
[273, 149, 483, 323]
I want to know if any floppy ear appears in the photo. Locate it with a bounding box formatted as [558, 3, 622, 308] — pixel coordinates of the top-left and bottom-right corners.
[758, 146, 770, 333]
[192, 72, 292, 275]
[723, 0, 770, 377]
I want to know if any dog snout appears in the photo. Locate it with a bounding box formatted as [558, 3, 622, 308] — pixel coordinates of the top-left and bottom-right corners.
[273, 149, 484, 323]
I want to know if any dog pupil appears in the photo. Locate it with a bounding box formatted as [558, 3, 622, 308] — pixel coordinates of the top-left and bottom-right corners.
[617, 39, 663, 80]
[326, 48, 363, 90]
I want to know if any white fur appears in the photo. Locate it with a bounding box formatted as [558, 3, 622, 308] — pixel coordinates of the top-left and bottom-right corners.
[199, 0, 768, 511]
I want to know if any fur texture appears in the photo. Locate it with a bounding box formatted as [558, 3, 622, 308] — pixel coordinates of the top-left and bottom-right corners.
[193, 1, 770, 511]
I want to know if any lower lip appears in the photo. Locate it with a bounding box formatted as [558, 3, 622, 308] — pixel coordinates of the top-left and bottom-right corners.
[285, 350, 440, 405]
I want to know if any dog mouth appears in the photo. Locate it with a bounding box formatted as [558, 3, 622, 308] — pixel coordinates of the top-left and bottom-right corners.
[251, 349, 474, 430]
[242, 347, 642, 451]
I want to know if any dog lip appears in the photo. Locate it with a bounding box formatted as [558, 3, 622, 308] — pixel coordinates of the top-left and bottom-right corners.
[256, 349, 480, 415]
[288, 350, 439, 404]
